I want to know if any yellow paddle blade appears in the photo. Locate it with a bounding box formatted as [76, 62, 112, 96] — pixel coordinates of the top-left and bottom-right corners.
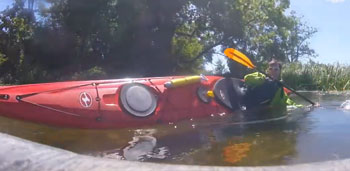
[224, 48, 255, 69]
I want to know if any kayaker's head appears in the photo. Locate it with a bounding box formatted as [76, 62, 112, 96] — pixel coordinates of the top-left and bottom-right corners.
[268, 58, 282, 80]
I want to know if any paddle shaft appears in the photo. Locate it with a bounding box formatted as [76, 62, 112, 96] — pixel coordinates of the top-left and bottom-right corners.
[256, 68, 315, 106]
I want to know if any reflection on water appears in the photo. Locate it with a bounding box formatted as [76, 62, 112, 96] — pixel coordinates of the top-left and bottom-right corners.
[340, 100, 350, 110]
[93, 129, 169, 161]
[2, 92, 350, 166]
[223, 143, 252, 164]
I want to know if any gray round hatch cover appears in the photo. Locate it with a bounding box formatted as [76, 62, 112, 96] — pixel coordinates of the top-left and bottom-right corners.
[213, 78, 245, 111]
[120, 83, 157, 117]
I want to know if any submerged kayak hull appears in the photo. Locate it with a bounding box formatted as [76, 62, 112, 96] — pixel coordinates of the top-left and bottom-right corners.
[0, 76, 236, 129]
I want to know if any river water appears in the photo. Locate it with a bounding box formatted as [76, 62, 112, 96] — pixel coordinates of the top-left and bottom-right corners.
[1, 92, 350, 166]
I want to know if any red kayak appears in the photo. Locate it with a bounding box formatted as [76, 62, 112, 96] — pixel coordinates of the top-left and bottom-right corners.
[0, 75, 242, 129]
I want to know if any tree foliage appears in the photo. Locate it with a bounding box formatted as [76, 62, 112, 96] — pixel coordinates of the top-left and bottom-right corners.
[285, 11, 317, 62]
[0, 0, 317, 84]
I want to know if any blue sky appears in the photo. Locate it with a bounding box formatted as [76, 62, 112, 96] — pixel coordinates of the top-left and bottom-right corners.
[290, 0, 350, 64]
[0, 0, 349, 66]
[0, 0, 12, 11]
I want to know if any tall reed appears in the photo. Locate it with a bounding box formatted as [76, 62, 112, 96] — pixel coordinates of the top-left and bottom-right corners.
[282, 61, 350, 91]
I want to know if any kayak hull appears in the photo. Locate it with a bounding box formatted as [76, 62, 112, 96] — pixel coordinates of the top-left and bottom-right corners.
[0, 76, 233, 129]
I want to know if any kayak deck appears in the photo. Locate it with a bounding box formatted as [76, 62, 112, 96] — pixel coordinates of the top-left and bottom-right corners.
[0, 76, 241, 129]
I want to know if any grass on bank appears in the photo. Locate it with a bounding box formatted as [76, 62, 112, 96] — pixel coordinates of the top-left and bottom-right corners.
[282, 61, 350, 91]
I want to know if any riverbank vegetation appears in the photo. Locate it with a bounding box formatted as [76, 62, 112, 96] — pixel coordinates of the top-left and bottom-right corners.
[282, 61, 350, 91]
[0, 0, 319, 87]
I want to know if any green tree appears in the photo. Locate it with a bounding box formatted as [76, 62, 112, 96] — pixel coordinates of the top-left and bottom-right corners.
[225, 0, 316, 75]
[286, 11, 317, 62]
[0, 0, 317, 84]
[0, 0, 35, 83]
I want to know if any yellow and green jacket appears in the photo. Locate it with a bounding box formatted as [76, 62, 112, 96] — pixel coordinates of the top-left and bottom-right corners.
[243, 72, 301, 108]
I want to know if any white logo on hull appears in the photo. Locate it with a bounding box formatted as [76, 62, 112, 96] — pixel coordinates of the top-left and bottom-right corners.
[80, 92, 92, 108]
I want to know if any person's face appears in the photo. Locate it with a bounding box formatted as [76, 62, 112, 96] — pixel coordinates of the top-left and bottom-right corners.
[268, 64, 281, 80]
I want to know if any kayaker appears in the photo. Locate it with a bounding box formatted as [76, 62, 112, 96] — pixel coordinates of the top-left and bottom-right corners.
[242, 59, 301, 110]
